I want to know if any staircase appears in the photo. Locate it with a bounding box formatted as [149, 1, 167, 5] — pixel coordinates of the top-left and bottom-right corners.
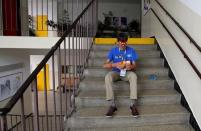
[66, 44, 193, 131]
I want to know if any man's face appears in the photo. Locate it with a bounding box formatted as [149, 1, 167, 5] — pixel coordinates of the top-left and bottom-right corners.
[118, 40, 127, 50]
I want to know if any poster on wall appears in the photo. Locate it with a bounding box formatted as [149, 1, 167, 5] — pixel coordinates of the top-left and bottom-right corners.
[143, 0, 151, 15]
[0, 72, 23, 101]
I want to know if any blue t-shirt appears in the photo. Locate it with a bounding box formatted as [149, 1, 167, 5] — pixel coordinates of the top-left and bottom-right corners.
[107, 46, 138, 72]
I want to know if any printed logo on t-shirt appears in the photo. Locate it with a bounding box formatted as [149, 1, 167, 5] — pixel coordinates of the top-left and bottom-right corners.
[127, 54, 132, 57]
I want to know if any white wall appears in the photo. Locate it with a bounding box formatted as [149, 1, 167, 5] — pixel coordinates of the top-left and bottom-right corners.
[98, 0, 141, 24]
[142, 0, 201, 127]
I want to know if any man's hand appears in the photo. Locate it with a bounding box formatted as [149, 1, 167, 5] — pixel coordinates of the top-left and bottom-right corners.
[125, 61, 136, 71]
[125, 64, 132, 70]
[116, 62, 125, 69]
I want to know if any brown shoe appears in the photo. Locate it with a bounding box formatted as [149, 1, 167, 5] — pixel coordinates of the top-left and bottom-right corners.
[130, 105, 139, 118]
[105, 106, 117, 117]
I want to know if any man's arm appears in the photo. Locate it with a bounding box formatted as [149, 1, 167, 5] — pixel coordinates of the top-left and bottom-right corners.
[103, 59, 125, 69]
[103, 59, 113, 69]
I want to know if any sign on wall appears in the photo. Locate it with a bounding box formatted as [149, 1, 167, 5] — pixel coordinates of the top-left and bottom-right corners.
[0, 72, 23, 101]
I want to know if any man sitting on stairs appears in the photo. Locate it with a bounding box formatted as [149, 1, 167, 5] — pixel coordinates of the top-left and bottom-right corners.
[103, 33, 139, 117]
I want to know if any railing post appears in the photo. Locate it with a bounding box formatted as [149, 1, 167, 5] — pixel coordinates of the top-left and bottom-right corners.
[0, 115, 7, 131]
[20, 96, 26, 131]
[96, 0, 98, 34]
[32, 78, 40, 131]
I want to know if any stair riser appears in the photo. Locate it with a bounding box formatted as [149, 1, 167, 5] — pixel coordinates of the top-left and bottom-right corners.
[93, 45, 157, 51]
[76, 95, 181, 107]
[88, 59, 164, 67]
[68, 114, 189, 128]
[79, 81, 174, 91]
[84, 69, 169, 77]
[90, 51, 160, 58]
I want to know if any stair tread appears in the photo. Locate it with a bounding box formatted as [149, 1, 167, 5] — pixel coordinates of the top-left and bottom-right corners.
[93, 45, 157, 51]
[91, 50, 159, 53]
[88, 57, 164, 67]
[70, 124, 193, 131]
[82, 76, 172, 81]
[80, 76, 174, 91]
[84, 67, 169, 77]
[90, 50, 160, 58]
[78, 89, 179, 98]
[75, 104, 188, 118]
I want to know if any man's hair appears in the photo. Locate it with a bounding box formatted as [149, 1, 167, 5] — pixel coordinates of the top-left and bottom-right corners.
[117, 33, 128, 42]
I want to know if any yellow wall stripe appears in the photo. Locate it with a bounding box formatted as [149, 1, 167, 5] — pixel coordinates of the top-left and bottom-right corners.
[95, 38, 155, 45]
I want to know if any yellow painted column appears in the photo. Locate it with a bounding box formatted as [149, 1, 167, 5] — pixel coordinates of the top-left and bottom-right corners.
[36, 15, 48, 37]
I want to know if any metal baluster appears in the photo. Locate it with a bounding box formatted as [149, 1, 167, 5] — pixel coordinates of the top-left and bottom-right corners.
[83, 14, 85, 66]
[52, 55, 57, 131]
[76, 0, 79, 90]
[62, 0, 64, 34]
[58, 46, 63, 131]
[72, 0, 73, 22]
[64, 38, 68, 118]
[92, 1, 94, 38]
[47, 0, 48, 32]
[31, 115, 34, 131]
[86, 7, 90, 57]
[43, 66, 49, 131]
[41, 116, 44, 131]
[75, 26, 78, 91]
[36, 0, 38, 31]
[72, 29, 75, 109]
[78, 20, 81, 79]
[32, 78, 40, 131]
[42, 0, 43, 31]
[56, 0, 58, 33]
[16, 115, 19, 131]
[68, 35, 72, 109]
[20, 96, 26, 131]
[96, 0, 99, 33]
[10, 115, 13, 131]
[0, 115, 7, 131]
[31, 0, 34, 31]
[84, 13, 87, 65]
[50, 116, 52, 131]
[28, 116, 31, 131]
[51, 0, 54, 31]
[82, 0, 84, 69]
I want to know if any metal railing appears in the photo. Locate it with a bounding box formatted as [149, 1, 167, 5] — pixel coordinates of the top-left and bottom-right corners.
[0, 0, 98, 130]
[155, 0, 201, 53]
[0, 0, 94, 36]
[6, 113, 65, 131]
[151, 0, 201, 79]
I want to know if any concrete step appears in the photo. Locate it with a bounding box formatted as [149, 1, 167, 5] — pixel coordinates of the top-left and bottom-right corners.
[69, 124, 193, 131]
[79, 76, 174, 91]
[67, 104, 189, 128]
[93, 45, 158, 51]
[88, 58, 164, 67]
[76, 89, 181, 107]
[90, 50, 161, 58]
[83, 67, 169, 78]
